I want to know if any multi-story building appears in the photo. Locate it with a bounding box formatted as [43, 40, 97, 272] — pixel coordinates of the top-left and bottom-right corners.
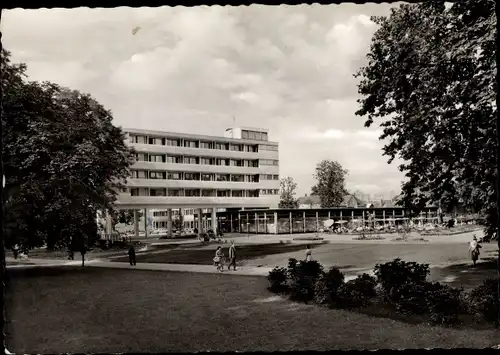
[116, 127, 280, 236]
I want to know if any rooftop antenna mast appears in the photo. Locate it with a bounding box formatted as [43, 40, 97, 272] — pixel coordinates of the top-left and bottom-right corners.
[232, 115, 236, 138]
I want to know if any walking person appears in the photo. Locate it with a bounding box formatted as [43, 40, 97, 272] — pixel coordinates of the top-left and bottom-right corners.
[68, 236, 75, 260]
[213, 246, 224, 272]
[12, 244, 19, 260]
[305, 244, 312, 262]
[468, 235, 482, 267]
[227, 241, 237, 271]
[128, 244, 137, 266]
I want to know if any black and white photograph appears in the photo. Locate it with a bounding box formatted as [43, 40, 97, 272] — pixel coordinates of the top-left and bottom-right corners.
[2, 0, 499, 352]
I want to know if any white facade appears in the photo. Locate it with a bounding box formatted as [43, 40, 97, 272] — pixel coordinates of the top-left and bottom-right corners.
[117, 127, 280, 212]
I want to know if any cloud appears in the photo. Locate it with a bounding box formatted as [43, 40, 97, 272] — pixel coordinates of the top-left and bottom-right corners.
[231, 91, 260, 103]
[2, 4, 403, 197]
[356, 14, 376, 27]
[295, 127, 381, 142]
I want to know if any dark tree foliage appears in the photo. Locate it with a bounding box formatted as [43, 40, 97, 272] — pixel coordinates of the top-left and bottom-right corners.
[279, 176, 299, 209]
[312, 160, 348, 208]
[111, 209, 143, 229]
[355, 0, 497, 238]
[2, 49, 135, 252]
[173, 212, 184, 231]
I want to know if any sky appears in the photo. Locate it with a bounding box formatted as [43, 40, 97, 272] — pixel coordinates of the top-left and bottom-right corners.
[2, 4, 405, 200]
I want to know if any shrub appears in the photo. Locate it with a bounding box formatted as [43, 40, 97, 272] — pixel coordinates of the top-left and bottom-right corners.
[393, 281, 462, 324]
[394, 282, 431, 315]
[426, 283, 462, 325]
[287, 258, 299, 280]
[457, 291, 473, 315]
[373, 258, 430, 301]
[469, 278, 500, 323]
[288, 260, 324, 303]
[267, 267, 288, 293]
[314, 267, 345, 305]
[336, 274, 377, 309]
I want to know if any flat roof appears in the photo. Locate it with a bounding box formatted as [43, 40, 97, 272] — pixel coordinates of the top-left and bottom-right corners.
[234, 206, 439, 213]
[124, 127, 278, 145]
[237, 127, 269, 133]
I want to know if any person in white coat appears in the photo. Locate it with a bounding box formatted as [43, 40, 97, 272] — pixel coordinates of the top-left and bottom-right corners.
[468, 235, 482, 266]
[305, 245, 312, 262]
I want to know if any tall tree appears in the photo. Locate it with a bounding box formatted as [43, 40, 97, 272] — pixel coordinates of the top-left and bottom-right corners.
[2, 49, 135, 253]
[303, 194, 314, 209]
[279, 176, 299, 209]
[173, 212, 184, 231]
[355, 0, 496, 239]
[312, 160, 349, 208]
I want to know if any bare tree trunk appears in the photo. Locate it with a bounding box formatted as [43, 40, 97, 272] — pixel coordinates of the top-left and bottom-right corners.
[81, 253, 85, 267]
[496, 43, 500, 327]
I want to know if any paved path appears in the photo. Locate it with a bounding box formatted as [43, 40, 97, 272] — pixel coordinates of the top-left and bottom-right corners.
[6, 241, 495, 286]
[5, 257, 373, 280]
[11, 255, 484, 282]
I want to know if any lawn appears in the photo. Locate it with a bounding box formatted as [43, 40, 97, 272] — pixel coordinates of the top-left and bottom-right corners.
[5, 266, 499, 353]
[8, 246, 139, 260]
[111, 242, 322, 265]
[430, 256, 499, 289]
[241, 241, 499, 271]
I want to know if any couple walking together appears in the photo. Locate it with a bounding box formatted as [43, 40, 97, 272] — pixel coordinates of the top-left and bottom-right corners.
[214, 241, 236, 272]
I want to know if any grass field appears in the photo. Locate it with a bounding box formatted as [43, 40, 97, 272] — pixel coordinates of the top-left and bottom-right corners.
[241, 242, 499, 270]
[430, 257, 499, 289]
[5, 266, 499, 353]
[111, 242, 322, 265]
[110, 241, 498, 277]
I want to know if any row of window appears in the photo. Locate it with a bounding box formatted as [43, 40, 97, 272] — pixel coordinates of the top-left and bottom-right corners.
[154, 221, 198, 229]
[261, 174, 279, 180]
[129, 134, 274, 152]
[260, 159, 279, 166]
[261, 189, 280, 195]
[131, 170, 279, 182]
[153, 209, 196, 217]
[132, 170, 265, 182]
[129, 188, 279, 197]
[135, 153, 272, 167]
[259, 144, 279, 151]
[241, 130, 268, 141]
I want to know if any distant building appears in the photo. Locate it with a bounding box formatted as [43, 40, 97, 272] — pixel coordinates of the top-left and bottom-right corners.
[365, 199, 396, 208]
[342, 194, 365, 208]
[116, 126, 280, 236]
[298, 195, 321, 209]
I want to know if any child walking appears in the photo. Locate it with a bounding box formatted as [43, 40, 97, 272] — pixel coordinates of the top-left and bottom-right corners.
[213, 246, 224, 272]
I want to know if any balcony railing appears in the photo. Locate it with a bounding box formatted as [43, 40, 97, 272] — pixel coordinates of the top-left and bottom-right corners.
[116, 194, 280, 209]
